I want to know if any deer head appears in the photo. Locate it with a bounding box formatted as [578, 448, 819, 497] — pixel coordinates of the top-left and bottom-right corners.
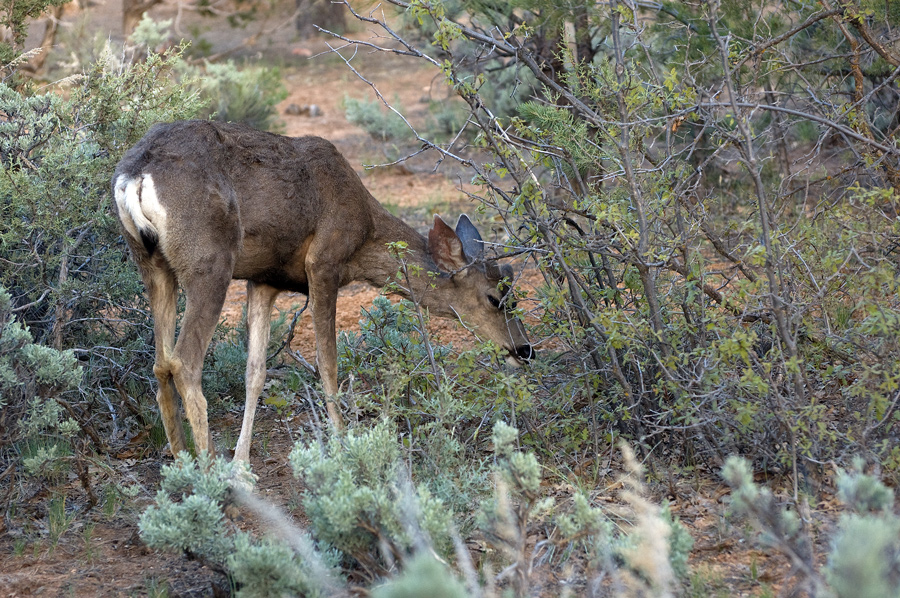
[425, 214, 533, 364]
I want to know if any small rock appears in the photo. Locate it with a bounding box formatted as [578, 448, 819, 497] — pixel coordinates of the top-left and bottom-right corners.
[284, 103, 323, 117]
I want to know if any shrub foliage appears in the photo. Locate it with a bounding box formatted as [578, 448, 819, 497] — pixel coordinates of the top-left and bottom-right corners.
[328, 0, 900, 479]
[0, 44, 205, 520]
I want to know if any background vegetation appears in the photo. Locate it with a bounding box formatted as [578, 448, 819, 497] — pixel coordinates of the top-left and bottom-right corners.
[2, 0, 900, 595]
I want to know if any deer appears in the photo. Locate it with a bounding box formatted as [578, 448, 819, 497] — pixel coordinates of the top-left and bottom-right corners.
[112, 120, 533, 463]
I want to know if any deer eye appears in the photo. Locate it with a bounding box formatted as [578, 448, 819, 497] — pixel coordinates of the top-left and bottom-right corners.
[488, 295, 502, 309]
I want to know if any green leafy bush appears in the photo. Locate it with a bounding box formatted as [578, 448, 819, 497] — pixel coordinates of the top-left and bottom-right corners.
[327, 0, 900, 483]
[0, 0, 68, 65]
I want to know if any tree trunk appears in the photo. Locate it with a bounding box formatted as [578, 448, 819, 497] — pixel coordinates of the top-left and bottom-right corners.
[123, 0, 163, 35]
[295, 0, 346, 38]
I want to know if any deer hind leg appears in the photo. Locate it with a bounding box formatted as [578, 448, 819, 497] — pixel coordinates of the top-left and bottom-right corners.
[233, 282, 280, 463]
[169, 270, 232, 457]
[144, 261, 187, 456]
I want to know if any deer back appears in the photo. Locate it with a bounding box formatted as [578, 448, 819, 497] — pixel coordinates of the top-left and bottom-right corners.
[113, 120, 384, 293]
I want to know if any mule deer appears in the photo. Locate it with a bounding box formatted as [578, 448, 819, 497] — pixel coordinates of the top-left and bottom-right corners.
[112, 120, 533, 462]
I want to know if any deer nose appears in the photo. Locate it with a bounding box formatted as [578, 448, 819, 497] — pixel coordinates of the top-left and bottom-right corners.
[514, 345, 535, 361]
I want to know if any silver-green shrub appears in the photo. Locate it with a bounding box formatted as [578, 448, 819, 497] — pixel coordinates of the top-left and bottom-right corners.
[826, 467, 900, 598]
[480, 425, 693, 597]
[0, 46, 204, 468]
[724, 456, 900, 598]
[228, 533, 330, 598]
[722, 457, 805, 552]
[139, 417, 699, 596]
[343, 95, 411, 142]
[826, 514, 900, 598]
[370, 553, 467, 598]
[188, 60, 288, 132]
[289, 419, 453, 575]
[139, 452, 238, 563]
[0, 285, 82, 480]
[139, 452, 338, 597]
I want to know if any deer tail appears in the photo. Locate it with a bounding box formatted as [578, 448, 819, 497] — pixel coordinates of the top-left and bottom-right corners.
[113, 173, 166, 256]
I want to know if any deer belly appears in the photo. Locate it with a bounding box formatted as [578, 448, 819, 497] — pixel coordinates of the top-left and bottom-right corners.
[232, 235, 311, 294]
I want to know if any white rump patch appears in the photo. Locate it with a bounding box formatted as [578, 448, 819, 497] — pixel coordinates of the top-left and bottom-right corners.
[113, 173, 167, 247]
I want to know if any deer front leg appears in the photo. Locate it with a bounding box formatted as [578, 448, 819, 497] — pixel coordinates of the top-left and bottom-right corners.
[307, 259, 345, 430]
[233, 282, 280, 463]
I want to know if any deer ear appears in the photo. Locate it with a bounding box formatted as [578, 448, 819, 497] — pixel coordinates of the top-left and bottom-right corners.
[428, 214, 469, 272]
[455, 214, 484, 262]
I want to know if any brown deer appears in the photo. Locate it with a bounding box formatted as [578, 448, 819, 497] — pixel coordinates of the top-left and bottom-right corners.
[112, 120, 533, 462]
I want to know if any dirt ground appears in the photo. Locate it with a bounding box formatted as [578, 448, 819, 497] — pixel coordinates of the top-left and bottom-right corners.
[0, 2, 808, 596]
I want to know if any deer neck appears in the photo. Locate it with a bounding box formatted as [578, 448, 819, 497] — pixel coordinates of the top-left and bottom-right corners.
[355, 208, 451, 309]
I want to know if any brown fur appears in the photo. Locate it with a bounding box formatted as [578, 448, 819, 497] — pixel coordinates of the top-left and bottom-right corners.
[112, 120, 532, 461]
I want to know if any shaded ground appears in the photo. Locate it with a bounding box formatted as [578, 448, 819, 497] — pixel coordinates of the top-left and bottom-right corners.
[1, 2, 814, 597]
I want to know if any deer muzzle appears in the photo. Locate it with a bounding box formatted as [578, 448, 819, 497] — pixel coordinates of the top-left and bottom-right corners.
[506, 344, 535, 366]
[515, 344, 535, 360]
